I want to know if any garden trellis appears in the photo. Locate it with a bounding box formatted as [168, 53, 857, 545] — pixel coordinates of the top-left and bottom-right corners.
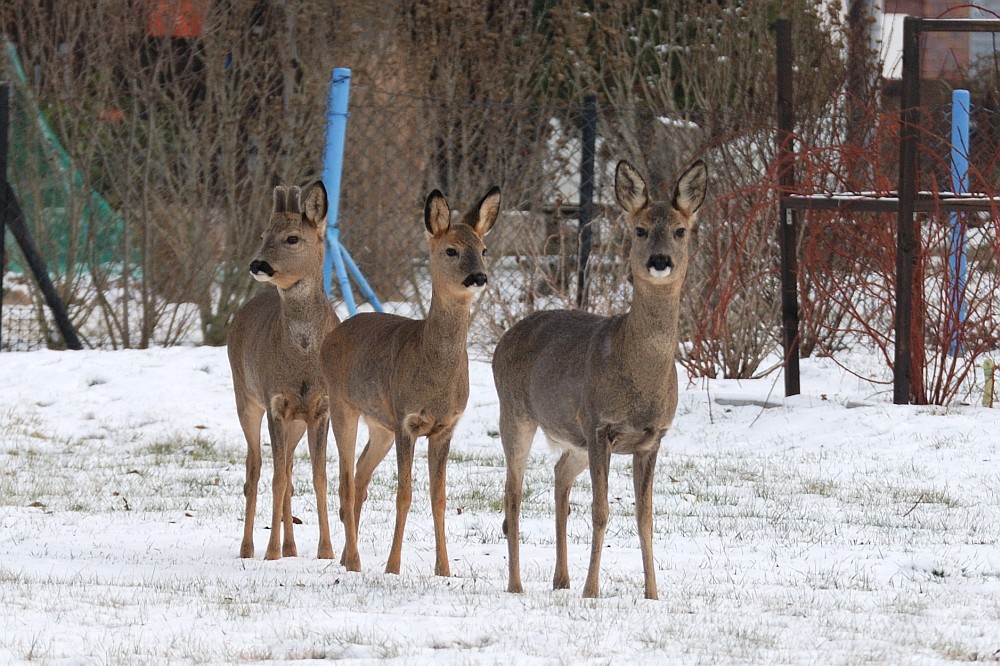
[775, 17, 1000, 405]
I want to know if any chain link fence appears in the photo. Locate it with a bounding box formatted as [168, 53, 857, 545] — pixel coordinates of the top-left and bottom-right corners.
[333, 83, 708, 351]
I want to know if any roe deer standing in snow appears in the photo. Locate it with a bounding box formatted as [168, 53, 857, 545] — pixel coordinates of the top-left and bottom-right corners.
[227, 182, 339, 560]
[320, 186, 500, 575]
[492, 159, 707, 599]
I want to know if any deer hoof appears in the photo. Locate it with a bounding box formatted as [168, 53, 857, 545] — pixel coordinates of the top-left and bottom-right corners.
[341, 551, 361, 572]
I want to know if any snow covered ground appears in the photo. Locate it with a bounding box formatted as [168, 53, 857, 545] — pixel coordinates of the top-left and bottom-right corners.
[1, 345, 998, 664]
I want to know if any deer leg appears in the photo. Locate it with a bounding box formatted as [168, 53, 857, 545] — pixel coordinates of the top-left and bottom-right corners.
[280, 420, 306, 558]
[582, 426, 612, 598]
[263, 410, 292, 560]
[353, 423, 395, 529]
[307, 413, 334, 560]
[237, 400, 265, 559]
[385, 428, 415, 575]
[633, 448, 660, 600]
[553, 447, 589, 590]
[500, 412, 536, 594]
[330, 401, 361, 572]
[427, 427, 455, 577]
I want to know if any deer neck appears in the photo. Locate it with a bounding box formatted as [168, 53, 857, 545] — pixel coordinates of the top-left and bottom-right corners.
[276, 276, 328, 351]
[617, 279, 683, 359]
[422, 289, 473, 360]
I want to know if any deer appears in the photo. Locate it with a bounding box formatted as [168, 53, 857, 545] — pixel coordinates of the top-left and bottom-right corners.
[320, 185, 500, 576]
[227, 182, 339, 561]
[492, 159, 708, 599]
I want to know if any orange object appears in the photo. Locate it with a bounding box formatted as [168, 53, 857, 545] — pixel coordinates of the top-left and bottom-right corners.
[146, 0, 208, 38]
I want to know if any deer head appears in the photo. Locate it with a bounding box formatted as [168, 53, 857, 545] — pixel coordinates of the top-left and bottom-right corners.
[615, 160, 707, 287]
[423, 185, 500, 302]
[250, 182, 329, 291]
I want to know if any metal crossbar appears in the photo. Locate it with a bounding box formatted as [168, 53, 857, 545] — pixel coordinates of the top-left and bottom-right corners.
[774, 16, 1000, 404]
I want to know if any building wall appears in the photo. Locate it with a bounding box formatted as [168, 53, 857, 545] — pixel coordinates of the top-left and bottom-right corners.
[882, 0, 974, 81]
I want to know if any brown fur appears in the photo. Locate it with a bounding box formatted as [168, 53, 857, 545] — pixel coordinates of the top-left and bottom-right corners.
[320, 186, 500, 575]
[492, 160, 708, 599]
[226, 182, 340, 560]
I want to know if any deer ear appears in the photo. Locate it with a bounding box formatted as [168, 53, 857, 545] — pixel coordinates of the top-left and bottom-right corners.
[272, 185, 288, 213]
[672, 160, 708, 216]
[615, 161, 648, 214]
[424, 190, 451, 237]
[470, 186, 500, 238]
[303, 181, 328, 228]
[287, 186, 303, 214]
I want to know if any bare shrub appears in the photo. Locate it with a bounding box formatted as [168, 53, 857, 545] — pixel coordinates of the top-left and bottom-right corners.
[1, 1, 342, 346]
[789, 93, 1000, 404]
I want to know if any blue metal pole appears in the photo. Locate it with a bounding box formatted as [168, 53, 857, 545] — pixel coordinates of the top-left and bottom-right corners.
[321, 67, 383, 315]
[340, 244, 382, 309]
[948, 89, 970, 356]
[322, 67, 356, 311]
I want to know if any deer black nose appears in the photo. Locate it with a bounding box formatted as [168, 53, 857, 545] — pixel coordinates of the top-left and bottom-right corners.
[463, 273, 488, 288]
[249, 260, 274, 277]
[647, 255, 672, 271]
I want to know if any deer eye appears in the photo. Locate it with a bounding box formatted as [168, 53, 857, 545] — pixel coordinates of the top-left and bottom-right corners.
[635, 227, 648, 238]
[446, 248, 458, 257]
[674, 228, 686, 239]
[482, 248, 488, 256]
[286, 235, 300, 245]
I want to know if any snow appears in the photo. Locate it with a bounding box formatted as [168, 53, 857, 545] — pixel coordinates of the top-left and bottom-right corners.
[1, 345, 999, 663]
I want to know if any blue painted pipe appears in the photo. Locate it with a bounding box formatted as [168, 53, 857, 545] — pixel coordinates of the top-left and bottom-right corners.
[321, 67, 383, 314]
[340, 244, 382, 309]
[948, 89, 969, 356]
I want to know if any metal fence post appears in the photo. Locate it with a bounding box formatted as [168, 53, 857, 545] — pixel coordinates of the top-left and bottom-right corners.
[323, 67, 354, 307]
[775, 19, 801, 397]
[576, 93, 597, 308]
[0, 82, 9, 350]
[948, 88, 970, 356]
[894, 16, 921, 404]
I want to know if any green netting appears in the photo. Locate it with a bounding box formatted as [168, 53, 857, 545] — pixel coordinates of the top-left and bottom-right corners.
[2, 40, 124, 272]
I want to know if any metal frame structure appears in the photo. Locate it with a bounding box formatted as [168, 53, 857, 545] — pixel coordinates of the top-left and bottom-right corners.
[774, 17, 1000, 404]
[0, 82, 83, 351]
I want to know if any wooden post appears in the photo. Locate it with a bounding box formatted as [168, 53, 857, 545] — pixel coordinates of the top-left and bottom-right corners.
[894, 16, 921, 404]
[576, 93, 597, 308]
[775, 19, 800, 396]
[0, 83, 9, 350]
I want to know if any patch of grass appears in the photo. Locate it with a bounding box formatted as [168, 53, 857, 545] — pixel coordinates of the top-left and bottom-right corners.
[0, 408, 45, 443]
[448, 449, 506, 467]
[139, 434, 235, 465]
[453, 481, 505, 514]
[801, 478, 839, 497]
[891, 485, 962, 509]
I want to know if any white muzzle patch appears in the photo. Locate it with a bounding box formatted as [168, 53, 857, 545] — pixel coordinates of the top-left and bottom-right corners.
[251, 272, 272, 283]
[648, 266, 672, 279]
